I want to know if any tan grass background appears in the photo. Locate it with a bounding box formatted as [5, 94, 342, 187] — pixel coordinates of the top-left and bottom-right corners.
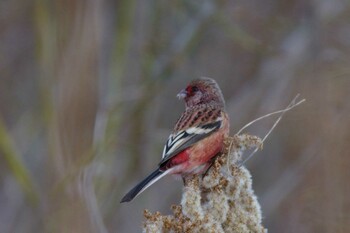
[0, 0, 349, 232]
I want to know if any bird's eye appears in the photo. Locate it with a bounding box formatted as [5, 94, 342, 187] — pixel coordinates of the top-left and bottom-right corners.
[185, 85, 199, 96]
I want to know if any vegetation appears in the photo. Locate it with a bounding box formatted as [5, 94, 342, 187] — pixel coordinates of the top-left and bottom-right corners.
[0, 0, 349, 232]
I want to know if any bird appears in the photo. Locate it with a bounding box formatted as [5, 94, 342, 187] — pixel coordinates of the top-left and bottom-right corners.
[120, 77, 230, 203]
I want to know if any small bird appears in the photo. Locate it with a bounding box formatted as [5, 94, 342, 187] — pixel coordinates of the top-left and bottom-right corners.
[120, 77, 230, 203]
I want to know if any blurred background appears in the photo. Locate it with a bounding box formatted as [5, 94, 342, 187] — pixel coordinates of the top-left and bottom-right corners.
[1, 0, 350, 232]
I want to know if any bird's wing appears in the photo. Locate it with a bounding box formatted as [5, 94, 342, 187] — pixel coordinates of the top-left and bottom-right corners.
[159, 117, 222, 166]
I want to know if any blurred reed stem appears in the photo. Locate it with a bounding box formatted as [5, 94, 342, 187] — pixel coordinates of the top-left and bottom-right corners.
[0, 118, 38, 204]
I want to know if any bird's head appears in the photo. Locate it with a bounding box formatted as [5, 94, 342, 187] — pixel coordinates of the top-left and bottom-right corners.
[177, 77, 225, 109]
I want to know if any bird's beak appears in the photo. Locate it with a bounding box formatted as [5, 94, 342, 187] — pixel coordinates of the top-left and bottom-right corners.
[177, 89, 187, 100]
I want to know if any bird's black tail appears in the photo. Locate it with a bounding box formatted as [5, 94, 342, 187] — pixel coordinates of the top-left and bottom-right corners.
[120, 169, 165, 203]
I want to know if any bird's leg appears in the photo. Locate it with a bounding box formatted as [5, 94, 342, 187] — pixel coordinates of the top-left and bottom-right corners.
[202, 152, 221, 178]
[182, 177, 186, 185]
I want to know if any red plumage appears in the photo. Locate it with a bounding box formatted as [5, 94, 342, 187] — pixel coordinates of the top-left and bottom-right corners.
[121, 77, 230, 203]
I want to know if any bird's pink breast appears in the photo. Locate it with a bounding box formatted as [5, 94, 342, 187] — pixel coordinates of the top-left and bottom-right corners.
[169, 150, 190, 166]
[168, 132, 224, 175]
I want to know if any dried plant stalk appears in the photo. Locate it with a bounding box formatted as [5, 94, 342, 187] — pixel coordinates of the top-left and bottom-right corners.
[143, 134, 267, 233]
